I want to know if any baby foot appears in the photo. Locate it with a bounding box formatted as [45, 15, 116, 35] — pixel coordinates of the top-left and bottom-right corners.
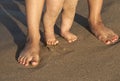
[90, 22, 119, 45]
[61, 31, 78, 43]
[18, 43, 40, 67]
[45, 32, 59, 45]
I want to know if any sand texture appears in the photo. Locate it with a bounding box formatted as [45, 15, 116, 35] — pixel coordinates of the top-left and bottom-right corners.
[0, 0, 120, 81]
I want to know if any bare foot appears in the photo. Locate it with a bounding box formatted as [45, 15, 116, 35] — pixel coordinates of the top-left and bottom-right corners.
[45, 32, 59, 45]
[18, 43, 40, 67]
[61, 31, 78, 43]
[90, 22, 119, 45]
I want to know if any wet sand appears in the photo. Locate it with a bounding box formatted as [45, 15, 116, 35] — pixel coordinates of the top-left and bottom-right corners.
[0, 0, 120, 81]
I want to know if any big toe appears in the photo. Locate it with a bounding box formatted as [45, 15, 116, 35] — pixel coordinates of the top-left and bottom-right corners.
[31, 57, 40, 67]
[31, 61, 39, 66]
[104, 40, 111, 45]
[98, 35, 111, 45]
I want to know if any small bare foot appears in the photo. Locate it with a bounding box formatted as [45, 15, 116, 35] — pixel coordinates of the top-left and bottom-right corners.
[45, 32, 59, 45]
[90, 22, 119, 45]
[61, 31, 78, 43]
[18, 43, 40, 67]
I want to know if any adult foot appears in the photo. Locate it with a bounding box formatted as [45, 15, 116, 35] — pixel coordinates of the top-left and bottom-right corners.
[61, 31, 78, 43]
[90, 22, 119, 45]
[18, 42, 40, 67]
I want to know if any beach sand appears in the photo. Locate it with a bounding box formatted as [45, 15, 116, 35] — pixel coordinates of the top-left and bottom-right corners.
[0, 0, 120, 81]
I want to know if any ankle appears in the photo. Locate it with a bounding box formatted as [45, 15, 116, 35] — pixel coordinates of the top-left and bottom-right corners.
[89, 18, 103, 26]
[88, 15, 103, 25]
[61, 30, 69, 34]
[26, 35, 40, 45]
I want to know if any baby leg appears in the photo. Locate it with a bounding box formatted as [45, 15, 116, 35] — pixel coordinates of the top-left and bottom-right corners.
[88, 0, 119, 45]
[43, 0, 64, 45]
[18, 0, 44, 67]
[61, 0, 78, 43]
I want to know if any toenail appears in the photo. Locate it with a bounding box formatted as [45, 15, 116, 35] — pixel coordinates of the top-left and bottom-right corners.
[106, 41, 111, 45]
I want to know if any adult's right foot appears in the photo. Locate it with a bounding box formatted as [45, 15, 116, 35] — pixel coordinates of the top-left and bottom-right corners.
[18, 41, 40, 67]
[89, 21, 119, 45]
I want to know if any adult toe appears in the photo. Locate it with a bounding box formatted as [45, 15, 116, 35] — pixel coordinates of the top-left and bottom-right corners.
[111, 35, 119, 43]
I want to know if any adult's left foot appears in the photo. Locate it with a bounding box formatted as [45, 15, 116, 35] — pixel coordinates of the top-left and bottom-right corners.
[18, 42, 40, 67]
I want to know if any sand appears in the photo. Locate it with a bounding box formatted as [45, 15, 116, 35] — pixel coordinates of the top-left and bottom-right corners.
[0, 0, 120, 81]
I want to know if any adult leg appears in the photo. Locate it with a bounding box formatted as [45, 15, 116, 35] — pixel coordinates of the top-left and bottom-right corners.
[88, 0, 119, 45]
[43, 0, 64, 45]
[18, 0, 44, 67]
[61, 0, 78, 43]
